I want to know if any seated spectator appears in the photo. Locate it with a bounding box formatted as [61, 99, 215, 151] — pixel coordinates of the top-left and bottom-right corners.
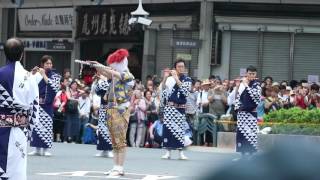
[295, 84, 308, 109]
[149, 118, 164, 148]
[307, 83, 320, 109]
[278, 85, 291, 109]
[264, 76, 273, 88]
[257, 87, 268, 122]
[265, 86, 283, 113]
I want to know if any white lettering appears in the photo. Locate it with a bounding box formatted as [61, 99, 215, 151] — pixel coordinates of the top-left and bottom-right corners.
[109, 9, 117, 35]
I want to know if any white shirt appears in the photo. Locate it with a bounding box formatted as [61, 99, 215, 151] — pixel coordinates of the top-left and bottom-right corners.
[91, 93, 101, 108]
[78, 96, 91, 117]
[197, 90, 209, 113]
[228, 89, 237, 106]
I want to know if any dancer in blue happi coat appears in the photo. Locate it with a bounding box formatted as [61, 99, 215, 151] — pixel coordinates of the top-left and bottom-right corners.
[234, 65, 261, 156]
[160, 59, 192, 160]
[94, 75, 113, 158]
[0, 38, 40, 180]
[29, 55, 61, 156]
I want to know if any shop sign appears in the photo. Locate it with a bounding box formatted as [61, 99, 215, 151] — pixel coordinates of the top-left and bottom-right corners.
[18, 8, 73, 31]
[176, 53, 192, 61]
[172, 39, 201, 49]
[77, 6, 140, 38]
[20, 38, 73, 51]
[240, 68, 247, 77]
[47, 42, 73, 51]
[308, 75, 319, 83]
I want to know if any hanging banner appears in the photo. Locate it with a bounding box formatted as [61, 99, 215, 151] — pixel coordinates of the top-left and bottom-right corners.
[18, 8, 73, 31]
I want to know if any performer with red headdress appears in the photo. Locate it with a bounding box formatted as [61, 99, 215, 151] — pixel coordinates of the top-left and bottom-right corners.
[89, 49, 134, 176]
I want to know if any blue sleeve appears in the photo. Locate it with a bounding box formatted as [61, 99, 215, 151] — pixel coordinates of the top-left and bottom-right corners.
[247, 81, 262, 106]
[179, 77, 192, 97]
[47, 73, 61, 94]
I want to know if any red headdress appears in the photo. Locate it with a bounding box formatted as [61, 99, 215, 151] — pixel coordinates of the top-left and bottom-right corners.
[106, 49, 129, 65]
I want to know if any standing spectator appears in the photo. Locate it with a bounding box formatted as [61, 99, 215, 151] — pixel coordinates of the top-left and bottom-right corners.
[197, 80, 210, 113]
[160, 59, 192, 160]
[227, 78, 241, 120]
[234, 66, 261, 157]
[53, 85, 68, 142]
[29, 55, 61, 156]
[63, 68, 73, 86]
[144, 90, 159, 148]
[186, 79, 200, 130]
[208, 85, 227, 118]
[208, 75, 216, 84]
[79, 88, 91, 143]
[64, 81, 81, 143]
[129, 90, 147, 147]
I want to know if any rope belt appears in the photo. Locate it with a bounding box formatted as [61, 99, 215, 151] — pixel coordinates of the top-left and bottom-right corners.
[168, 102, 186, 109]
[0, 114, 29, 127]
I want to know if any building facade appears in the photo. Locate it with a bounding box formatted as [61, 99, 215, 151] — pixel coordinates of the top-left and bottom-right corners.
[0, 0, 320, 82]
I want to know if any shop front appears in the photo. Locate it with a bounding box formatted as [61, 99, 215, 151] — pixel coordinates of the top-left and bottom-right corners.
[17, 7, 73, 75]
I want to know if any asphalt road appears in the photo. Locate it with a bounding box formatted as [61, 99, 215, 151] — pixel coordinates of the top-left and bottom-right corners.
[28, 143, 238, 180]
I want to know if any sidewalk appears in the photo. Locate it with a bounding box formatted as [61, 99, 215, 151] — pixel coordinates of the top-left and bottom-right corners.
[186, 145, 236, 154]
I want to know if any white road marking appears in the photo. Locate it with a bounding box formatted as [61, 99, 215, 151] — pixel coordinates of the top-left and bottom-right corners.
[37, 171, 178, 179]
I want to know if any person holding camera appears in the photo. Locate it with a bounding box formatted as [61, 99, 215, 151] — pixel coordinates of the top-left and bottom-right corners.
[208, 85, 227, 118]
[197, 80, 210, 114]
[234, 66, 261, 157]
[306, 83, 320, 109]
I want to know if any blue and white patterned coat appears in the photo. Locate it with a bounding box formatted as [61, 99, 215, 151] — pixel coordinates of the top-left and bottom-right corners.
[235, 80, 261, 154]
[0, 61, 40, 180]
[30, 70, 61, 149]
[161, 75, 192, 149]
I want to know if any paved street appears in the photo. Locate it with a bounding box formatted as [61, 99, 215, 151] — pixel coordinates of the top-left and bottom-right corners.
[28, 143, 237, 180]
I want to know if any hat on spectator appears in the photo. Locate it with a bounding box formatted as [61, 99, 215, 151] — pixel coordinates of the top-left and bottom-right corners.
[272, 82, 280, 87]
[201, 79, 211, 86]
[286, 86, 292, 91]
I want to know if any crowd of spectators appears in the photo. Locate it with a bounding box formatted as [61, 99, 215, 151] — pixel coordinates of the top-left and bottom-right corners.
[53, 68, 320, 147]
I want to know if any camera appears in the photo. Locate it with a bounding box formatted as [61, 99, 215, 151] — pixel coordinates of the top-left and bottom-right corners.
[128, 0, 152, 26]
[129, 17, 152, 26]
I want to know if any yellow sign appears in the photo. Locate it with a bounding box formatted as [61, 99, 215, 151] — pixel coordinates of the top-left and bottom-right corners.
[176, 53, 192, 61]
